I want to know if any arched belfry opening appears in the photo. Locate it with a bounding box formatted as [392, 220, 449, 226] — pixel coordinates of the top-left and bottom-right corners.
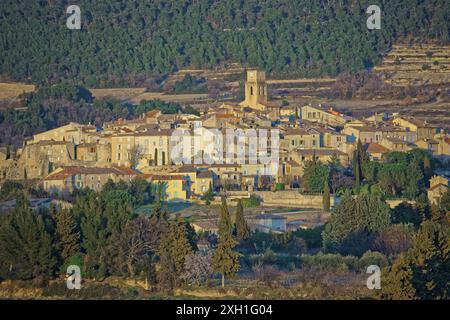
[241, 69, 268, 111]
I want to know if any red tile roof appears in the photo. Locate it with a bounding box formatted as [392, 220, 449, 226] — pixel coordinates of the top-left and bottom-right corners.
[44, 166, 137, 181]
[141, 174, 184, 181]
[364, 143, 390, 154]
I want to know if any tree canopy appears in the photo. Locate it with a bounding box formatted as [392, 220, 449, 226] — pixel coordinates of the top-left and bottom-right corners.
[0, 1, 448, 85]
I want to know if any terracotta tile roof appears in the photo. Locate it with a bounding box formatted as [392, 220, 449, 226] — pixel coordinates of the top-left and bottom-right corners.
[35, 140, 72, 146]
[364, 143, 390, 154]
[296, 149, 346, 156]
[197, 170, 213, 178]
[172, 165, 197, 173]
[141, 174, 184, 181]
[44, 166, 137, 181]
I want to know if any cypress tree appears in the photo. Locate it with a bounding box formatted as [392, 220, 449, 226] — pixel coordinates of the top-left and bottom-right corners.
[157, 235, 176, 295]
[212, 197, 241, 288]
[352, 139, 366, 187]
[168, 217, 193, 285]
[234, 199, 250, 242]
[149, 203, 168, 251]
[323, 179, 331, 212]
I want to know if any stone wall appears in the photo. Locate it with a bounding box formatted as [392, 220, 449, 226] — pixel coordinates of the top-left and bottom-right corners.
[226, 190, 337, 209]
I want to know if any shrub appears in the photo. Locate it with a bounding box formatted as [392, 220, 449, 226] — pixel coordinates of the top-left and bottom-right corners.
[300, 253, 359, 272]
[60, 254, 85, 277]
[241, 195, 261, 208]
[294, 226, 324, 249]
[357, 251, 388, 271]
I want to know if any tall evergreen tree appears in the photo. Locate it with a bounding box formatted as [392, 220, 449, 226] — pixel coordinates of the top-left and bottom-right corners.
[234, 199, 250, 242]
[78, 193, 108, 279]
[323, 179, 331, 212]
[157, 235, 176, 295]
[322, 191, 391, 255]
[212, 198, 241, 287]
[381, 221, 449, 300]
[150, 202, 170, 251]
[55, 209, 81, 262]
[352, 139, 368, 187]
[168, 217, 194, 285]
[0, 195, 56, 281]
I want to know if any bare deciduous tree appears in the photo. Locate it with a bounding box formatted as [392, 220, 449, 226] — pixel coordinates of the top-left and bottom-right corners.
[112, 215, 154, 277]
[129, 144, 143, 170]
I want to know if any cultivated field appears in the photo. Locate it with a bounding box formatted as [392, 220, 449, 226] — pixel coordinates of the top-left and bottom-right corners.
[291, 96, 450, 130]
[373, 43, 450, 87]
[0, 82, 35, 100]
[89, 87, 147, 101]
[131, 92, 211, 104]
[89, 87, 211, 105]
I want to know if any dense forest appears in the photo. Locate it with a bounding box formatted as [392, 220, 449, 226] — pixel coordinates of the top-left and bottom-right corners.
[0, 0, 449, 86]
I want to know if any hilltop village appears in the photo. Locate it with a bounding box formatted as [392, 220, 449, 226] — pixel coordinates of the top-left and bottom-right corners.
[0, 70, 449, 210]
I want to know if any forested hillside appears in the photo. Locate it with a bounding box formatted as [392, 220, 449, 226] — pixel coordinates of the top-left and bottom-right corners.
[0, 0, 449, 86]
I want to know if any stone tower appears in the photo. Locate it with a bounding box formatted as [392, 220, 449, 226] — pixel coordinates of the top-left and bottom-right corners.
[241, 69, 268, 110]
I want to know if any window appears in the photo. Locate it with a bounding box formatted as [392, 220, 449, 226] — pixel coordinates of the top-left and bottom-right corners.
[250, 86, 253, 95]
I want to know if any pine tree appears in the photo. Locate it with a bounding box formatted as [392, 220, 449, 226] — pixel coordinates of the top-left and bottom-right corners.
[430, 203, 445, 224]
[323, 179, 331, 212]
[212, 197, 241, 288]
[0, 195, 56, 281]
[381, 221, 449, 300]
[234, 199, 250, 242]
[55, 209, 81, 262]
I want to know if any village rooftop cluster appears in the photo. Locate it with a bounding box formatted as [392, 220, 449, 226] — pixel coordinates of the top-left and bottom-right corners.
[0, 70, 449, 207]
